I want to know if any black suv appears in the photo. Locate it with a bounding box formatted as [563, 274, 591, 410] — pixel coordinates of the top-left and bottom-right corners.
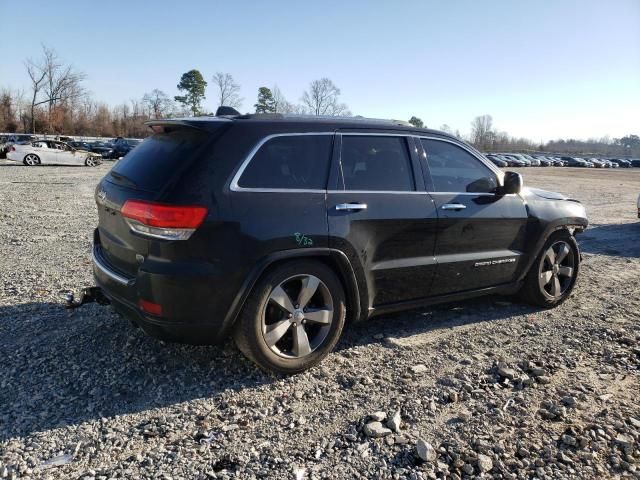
[111, 137, 142, 158]
[93, 113, 588, 373]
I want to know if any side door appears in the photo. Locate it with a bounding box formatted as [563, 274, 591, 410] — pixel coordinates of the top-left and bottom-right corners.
[43, 141, 68, 165]
[229, 131, 333, 272]
[419, 137, 529, 295]
[59, 143, 82, 165]
[327, 132, 438, 308]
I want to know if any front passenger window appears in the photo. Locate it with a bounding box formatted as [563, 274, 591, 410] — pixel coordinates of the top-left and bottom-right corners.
[421, 139, 498, 193]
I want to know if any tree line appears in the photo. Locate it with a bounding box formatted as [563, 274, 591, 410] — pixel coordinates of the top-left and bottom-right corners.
[0, 45, 353, 138]
[0, 45, 637, 157]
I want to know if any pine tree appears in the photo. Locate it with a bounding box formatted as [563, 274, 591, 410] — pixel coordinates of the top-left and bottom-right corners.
[254, 87, 276, 114]
[408, 116, 424, 128]
[174, 70, 207, 116]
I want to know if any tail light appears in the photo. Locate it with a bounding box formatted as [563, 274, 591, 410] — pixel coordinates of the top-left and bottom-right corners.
[10, 146, 15, 152]
[121, 200, 207, 240]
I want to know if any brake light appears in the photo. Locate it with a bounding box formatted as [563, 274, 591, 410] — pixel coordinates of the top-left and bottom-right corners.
[10, 146, 15, 151]
[121, 200, 207, 240]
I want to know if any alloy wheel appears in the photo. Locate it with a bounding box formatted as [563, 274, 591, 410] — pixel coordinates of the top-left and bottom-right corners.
[538, 240, 575, 299]
[25, 154, 39, 166]
[86, 157, 97, 167]
[261, 274, 333, 359]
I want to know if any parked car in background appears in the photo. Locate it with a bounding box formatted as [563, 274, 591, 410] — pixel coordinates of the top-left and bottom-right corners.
[7, 140, 102, 166]
[632, 159, 640, 168]
[485, 154, 508, 167]
[111, 137, 143, 158]
[562, 156, 591, 168]
[609, 158, 631, 168]
[522, 154, 541, 166]
[502, 154, 528, 167]
[89, 141, 115, 159]
[493, 154, 516, 166]
[68, 141, 93, 151]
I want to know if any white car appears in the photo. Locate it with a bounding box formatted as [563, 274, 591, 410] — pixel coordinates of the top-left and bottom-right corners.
[6, 140, 102, 167]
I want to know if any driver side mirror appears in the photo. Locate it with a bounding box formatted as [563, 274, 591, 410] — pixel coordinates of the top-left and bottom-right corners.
[499, 171, 523, 195]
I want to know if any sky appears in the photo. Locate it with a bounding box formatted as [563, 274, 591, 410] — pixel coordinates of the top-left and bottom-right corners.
[0, 0, 638, 142]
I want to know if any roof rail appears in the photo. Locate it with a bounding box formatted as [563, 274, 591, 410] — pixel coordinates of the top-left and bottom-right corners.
[236, 113, 413, 126]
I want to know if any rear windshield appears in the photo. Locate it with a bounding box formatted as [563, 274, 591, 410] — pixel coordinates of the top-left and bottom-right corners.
[109, 129, 209, 191]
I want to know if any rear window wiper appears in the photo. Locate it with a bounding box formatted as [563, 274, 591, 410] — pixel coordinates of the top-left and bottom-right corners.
[109, 171, 138, 188]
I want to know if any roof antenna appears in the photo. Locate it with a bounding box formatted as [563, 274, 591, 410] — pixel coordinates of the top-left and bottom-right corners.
[216, 106, 241, 117]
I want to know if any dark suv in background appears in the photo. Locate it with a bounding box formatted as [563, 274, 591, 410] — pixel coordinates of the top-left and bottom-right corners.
[111, 137, 142, 158]
[92, 111, 588, 373]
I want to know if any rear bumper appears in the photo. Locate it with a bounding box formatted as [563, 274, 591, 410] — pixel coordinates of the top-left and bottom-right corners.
[92, 243, 233, 345]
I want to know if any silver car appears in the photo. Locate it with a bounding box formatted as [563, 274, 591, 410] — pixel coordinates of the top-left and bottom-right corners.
[6, 140, 102, 166]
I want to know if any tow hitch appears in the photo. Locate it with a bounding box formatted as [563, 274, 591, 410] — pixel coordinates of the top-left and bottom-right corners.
[64, 287, 110, 309]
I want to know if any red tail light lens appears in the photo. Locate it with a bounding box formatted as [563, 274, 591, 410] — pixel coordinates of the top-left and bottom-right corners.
[121, 200, 207, 240]
[138, 298, 163, 316]
[122, 200, 207, 228]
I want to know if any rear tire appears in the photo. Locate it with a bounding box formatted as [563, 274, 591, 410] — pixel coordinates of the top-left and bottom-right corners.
[23, 154, 40, 166]
[518, 230, 580, 308]
[233, 260, 346, 374]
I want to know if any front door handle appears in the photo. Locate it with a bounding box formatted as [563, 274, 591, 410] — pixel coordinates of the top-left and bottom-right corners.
[335, 202, 368, 212]
[441, 203, 467, 211]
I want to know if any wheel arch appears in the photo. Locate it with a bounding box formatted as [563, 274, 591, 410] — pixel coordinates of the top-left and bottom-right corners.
[222, 248, 364, 335]
[516, 223, 583, 283]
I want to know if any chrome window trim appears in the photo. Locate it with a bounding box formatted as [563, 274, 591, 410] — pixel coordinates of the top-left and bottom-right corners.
[92, 246, 135, 286]
[426, 192, 495, 196]
[230, 132, 334, 193]
[327, 190, 428, 195]
[340, 132, 415, 137]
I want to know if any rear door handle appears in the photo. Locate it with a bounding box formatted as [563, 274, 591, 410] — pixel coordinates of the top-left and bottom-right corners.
[441, 203, 467, 211]
[335, 203, 368, 212]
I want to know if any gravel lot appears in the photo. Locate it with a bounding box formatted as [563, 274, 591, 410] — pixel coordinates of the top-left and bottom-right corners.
[1, 162, 639, 479]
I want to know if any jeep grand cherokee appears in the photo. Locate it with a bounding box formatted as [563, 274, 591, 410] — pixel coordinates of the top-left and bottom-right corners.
[93, 111, 588, 373]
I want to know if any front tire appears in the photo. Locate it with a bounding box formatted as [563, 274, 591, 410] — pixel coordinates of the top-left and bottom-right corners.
[85, 157, 98, 167]
[519, 230, 580, 307]
[233, 260, 346, 374]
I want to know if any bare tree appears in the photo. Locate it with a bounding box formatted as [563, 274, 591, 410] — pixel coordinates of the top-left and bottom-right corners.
[25, 56, 47, 133]
[470, 114, 494, 150]
[39, 45, 86, 132]
[301, 78, 350, 116]
[212, 72, 243, 109]
[271, 85, 293, 113]
[142, 89, 173, 118]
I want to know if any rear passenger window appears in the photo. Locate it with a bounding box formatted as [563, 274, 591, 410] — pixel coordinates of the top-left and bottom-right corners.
[421, 139, 498, 193]
[238, 135, 332, 190]
[340, 136, 414, 191]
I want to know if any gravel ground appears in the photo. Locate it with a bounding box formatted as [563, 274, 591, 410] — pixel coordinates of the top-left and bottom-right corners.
[0, 162, 638, 479]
